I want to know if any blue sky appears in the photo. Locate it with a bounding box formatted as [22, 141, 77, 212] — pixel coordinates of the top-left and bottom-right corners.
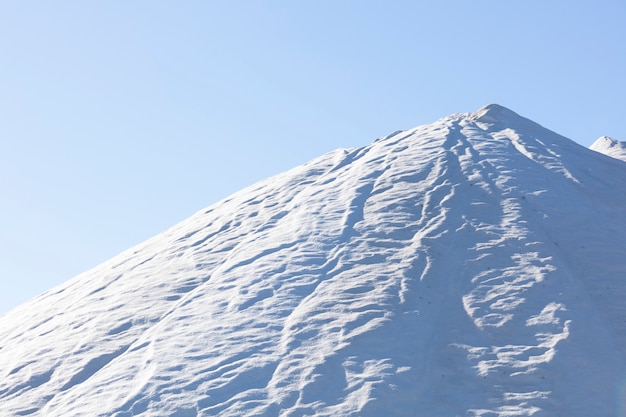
[1, 1, 625, 314]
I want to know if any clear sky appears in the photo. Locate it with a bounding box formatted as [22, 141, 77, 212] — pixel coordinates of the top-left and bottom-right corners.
[1, 1, 625, 315]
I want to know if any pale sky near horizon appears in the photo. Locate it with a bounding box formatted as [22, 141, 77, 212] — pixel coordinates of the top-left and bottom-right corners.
[1, 1, 625, 314]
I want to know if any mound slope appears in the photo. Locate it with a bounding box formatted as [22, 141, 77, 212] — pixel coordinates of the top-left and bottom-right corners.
[2, 105, 626, 416]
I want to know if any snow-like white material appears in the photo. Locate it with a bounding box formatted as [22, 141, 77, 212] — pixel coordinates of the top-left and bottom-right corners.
[1, 104, 626, 416]
[590, 136, 626, 162]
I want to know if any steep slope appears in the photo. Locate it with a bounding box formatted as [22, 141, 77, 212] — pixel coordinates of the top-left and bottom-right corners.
[1, 104, 626, 417]
[591, 135, 626, 162]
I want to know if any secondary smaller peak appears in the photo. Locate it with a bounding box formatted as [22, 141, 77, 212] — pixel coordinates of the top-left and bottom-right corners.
[591, 136, 619, 148]
[590, 136, 626, 162]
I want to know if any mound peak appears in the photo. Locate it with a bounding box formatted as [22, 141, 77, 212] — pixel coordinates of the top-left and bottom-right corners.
[471, 103, 520, 122]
